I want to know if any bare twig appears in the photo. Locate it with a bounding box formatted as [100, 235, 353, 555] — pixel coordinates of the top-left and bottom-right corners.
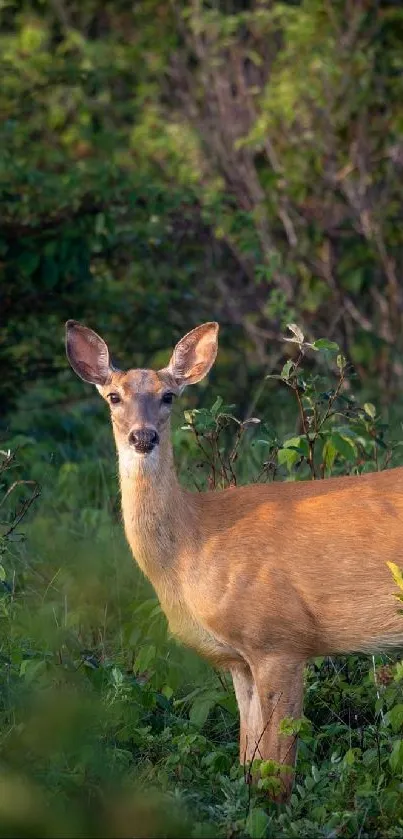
[2, 483, 41, 538]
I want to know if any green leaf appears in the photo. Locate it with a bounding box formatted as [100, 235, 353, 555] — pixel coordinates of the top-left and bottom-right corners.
[330, 432, 357, 461]
[281, 359, 294, 380]
[386, 704, 403, 733]
[19, 659, 47, 683]
[278, 436, 310, 472]
[343, 747, 360, 766]
[322, 438, 337, 472]
[283, 436, 309, 457]
[189, 693, 217, 729]
[162, 685, 173, 700]
[135, 644, 156, 673]
[337, 354, 347, 371]
[311, 764, 320, 783]
[344, 268, 365, 294]
[17, 251, 40, 277]
[363, 402, 376, 419]
[390, 739, 403, 772]
[111, 666, 124, 686]
[257, 775, 283, 795]
[277, 447, 300, 471]
[312, 338, 339, 352]
[279, 716, 312, 737]
[245, 807, 270, 839]
[210, 396, 223, 416]
[387, 562, 403, 593]
[259, 758, 279, 777]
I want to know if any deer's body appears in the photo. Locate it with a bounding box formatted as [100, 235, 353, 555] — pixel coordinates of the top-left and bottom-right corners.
[121, 448, 403, 663]
[66, 320, 403, 801]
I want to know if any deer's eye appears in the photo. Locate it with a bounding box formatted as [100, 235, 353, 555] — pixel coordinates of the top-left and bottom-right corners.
[161, 392, 174, 405]
[108, 393, 121, 405]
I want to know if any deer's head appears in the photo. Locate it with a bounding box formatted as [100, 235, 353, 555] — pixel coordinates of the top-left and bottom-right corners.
[65, 321, 219, 465]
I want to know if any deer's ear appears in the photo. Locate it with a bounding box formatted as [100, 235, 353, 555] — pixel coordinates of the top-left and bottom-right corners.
[65, 321, 111, 385]
[167, 322, 219, 389]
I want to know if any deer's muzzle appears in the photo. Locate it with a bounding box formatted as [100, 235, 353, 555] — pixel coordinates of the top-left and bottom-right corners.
[128, 428, 159, 454]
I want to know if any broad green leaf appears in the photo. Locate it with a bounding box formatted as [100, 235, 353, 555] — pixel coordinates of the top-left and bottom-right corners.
[189, 694, 217, 729]
[277, 447, 300, 471]
[283, 435, 309, 457]
[19, 659, 47, 683]
[135, 644, 156, 673]
[245, 807, 270, 839]
[386, 704, 403, 733]
[278, 436, 310, 472]
[330, 432, 357, 460]
[390, 739, 403, 772]
[311, 764, 320, 783]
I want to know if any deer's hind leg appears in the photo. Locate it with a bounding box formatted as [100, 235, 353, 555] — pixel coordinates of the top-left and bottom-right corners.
[231, 655, 305, 801]
[251, 654, 305, 800]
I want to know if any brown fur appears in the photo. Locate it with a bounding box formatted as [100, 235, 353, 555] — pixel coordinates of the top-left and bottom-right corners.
[66, 320, 403, 801]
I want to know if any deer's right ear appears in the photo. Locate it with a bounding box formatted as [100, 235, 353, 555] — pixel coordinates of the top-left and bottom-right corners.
[65, 321, 111, 386]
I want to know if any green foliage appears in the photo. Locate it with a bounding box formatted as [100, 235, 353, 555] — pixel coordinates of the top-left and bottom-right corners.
[3, 326, 403, 836]
[179, 324, 399, 490]
[2, 0, 403, 418]
[2, 0, 403, 834]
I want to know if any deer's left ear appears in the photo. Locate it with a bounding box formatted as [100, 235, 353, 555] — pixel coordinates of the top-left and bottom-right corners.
[166, 322, 219, 390]
[65, 321, 112, 386]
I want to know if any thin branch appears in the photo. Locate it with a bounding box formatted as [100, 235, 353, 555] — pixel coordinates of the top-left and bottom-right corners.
[2, 484, 41, 538]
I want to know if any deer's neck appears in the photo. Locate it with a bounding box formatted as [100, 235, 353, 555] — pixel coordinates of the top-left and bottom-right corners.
[117, 436, 191, 596]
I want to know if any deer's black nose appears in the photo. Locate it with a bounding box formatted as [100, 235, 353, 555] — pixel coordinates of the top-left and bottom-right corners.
[128, 428, 159, 453]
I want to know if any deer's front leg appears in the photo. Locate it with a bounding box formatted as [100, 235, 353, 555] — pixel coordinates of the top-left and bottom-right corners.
[231, 662, 263, 765]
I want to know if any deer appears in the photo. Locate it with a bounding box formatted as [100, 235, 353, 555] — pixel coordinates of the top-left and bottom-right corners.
[65, 319, 403, 801]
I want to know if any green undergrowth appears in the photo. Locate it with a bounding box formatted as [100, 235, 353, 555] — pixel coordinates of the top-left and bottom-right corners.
[2, 330, 403, 837]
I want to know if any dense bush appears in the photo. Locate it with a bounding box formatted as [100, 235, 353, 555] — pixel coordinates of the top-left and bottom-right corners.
[1, 0, 403, 417]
